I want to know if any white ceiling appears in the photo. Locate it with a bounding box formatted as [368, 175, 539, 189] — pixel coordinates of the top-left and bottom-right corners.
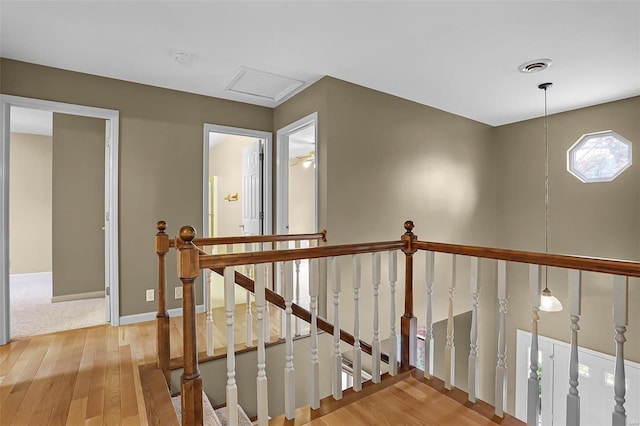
[1, 1, 638, 126]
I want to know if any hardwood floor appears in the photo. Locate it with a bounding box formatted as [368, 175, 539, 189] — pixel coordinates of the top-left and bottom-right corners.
[306, 377, 512, 426]
[1, 321, 152, 425]
[270, 371, 524, 426]
[0, 303, 280, 426]
[2, 304, 524, 426]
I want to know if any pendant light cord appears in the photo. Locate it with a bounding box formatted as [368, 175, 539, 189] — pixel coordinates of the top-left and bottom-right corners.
[544, 86, 549, 257]
[539, 82, 553, 292]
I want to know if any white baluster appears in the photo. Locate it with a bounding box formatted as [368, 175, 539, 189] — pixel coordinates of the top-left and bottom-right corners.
[352, 254, 362, 391]
[206, 268, 215, 356]
[262, 242, 271, 343]
[495, 260, 508, 418]
[566, 270, 582, 426]
[283, 261, 295, 419]
[424, 251, 435, 379]
[468, 257, 480, 403]
[245, 243, 253, 347]
[224, 267, 238, 426]
[309, 258, 320, 409]
[278, 242, 287, 339]
[331, 257, 343, 400]
[294, 240, 302, 336]
[372, 252, 381, 384]
[527, 265, 542, 426]
[612, 275, 628, 426]
[255, 263, 269, 426]
[388, 250, 398, 376]
[444, 255, 457, 390]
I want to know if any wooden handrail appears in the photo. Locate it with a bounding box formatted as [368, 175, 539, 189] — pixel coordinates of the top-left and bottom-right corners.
[167, 230, 327, 249]
[414, 241, 640, 278]
[199, 241, 406, 269]
[213, 266, 390, 364]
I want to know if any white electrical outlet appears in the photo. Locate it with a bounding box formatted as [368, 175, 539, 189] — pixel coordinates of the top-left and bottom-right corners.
[175, 286, 183, 299]
[146, 289, 154, 302]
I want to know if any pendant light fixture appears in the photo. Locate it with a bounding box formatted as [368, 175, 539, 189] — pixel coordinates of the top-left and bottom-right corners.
[538, 82, 563, 313]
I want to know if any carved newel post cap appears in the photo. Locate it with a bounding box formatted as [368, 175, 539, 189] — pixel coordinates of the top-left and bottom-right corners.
[404, 220, 415, 233]
[157, 220, 167, 231]
[179, 226, 196, 242]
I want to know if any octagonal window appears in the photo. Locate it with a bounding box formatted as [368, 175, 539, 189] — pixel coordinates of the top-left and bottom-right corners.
[567, 130, 632, 183]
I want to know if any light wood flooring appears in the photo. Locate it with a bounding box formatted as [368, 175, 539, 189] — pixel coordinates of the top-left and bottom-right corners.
[0, 303, 280, 426]
[307, 377, 512, 426]
[2, 303, 523, 426]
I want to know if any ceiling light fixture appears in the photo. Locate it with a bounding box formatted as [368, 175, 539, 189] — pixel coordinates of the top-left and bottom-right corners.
[172, 51, 191, 64]
[539, 82, 563, 313]
[518, 59, 552, 74]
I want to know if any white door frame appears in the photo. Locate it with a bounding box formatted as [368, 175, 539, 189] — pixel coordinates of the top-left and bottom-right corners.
[276, 112, 319, 234]
[202, 124, 272, 313]
[0, 95, 120, 345]
[202, 124, 272, 237]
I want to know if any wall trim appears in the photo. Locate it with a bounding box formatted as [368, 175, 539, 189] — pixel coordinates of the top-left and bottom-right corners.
[9, 271, 51, 278]
[51, 290, 105, 303]
[119, 304, 205, 326]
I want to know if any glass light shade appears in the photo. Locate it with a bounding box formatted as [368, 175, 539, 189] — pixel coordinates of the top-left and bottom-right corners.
[540, 288, 563, 312]
[303, 160, 312, 168]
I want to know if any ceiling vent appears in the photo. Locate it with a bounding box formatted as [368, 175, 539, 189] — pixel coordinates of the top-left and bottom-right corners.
[225, 67, 304, 102]
[518, 58, 552, 73]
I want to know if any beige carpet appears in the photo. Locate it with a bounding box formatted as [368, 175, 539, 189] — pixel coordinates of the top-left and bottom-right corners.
[10, 272, 106, 338]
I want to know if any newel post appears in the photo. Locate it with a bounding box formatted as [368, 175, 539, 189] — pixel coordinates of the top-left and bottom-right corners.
[178, 226, 203, 426]
[400, 220, 418, 369]
[155, 220, 171, 387]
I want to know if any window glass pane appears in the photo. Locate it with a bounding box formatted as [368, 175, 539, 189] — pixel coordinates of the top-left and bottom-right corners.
[568, 131, 632, 183]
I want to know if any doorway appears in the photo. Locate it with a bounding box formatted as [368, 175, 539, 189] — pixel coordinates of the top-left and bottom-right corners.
[276, 112, 318, 236]
[202, 124, 272, 308]
[276, 113, 318, 317]
[0, 95, 120, 345]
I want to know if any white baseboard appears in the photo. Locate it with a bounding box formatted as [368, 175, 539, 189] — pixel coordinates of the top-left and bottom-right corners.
[119, 304, 206, 326]
[51, 290, 105, 303]
[10, 271, 52, 278]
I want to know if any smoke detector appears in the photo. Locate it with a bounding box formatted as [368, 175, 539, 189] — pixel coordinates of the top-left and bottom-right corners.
[172, 51, 191, 64]
[518, 58, 552, 73]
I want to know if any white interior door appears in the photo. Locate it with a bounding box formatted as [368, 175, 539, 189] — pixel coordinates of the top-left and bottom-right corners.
[242, 140, 262, 236]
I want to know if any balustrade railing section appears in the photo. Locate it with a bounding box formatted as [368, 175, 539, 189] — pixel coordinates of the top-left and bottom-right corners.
[156, 220, 638, 426]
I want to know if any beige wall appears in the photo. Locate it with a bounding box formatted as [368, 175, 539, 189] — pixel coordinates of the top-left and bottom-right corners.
[495, 96, 640, 413]
[51, 113, 105, 298]
[275, 76, 498, 403]
[1, 58, 273, 316]
[9, 132, 52, 274]
[209, 135, 255, 237]
[288, 163, 315, 234]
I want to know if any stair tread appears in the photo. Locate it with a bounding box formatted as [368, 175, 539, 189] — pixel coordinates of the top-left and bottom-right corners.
[214, 405, 254, 426]
[171, 392, 221, 426]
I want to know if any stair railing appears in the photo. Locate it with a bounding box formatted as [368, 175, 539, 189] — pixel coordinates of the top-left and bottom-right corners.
[154, 220, 326, 389]
[165, 220, 639, 426]
[411, 229, 639, 426]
